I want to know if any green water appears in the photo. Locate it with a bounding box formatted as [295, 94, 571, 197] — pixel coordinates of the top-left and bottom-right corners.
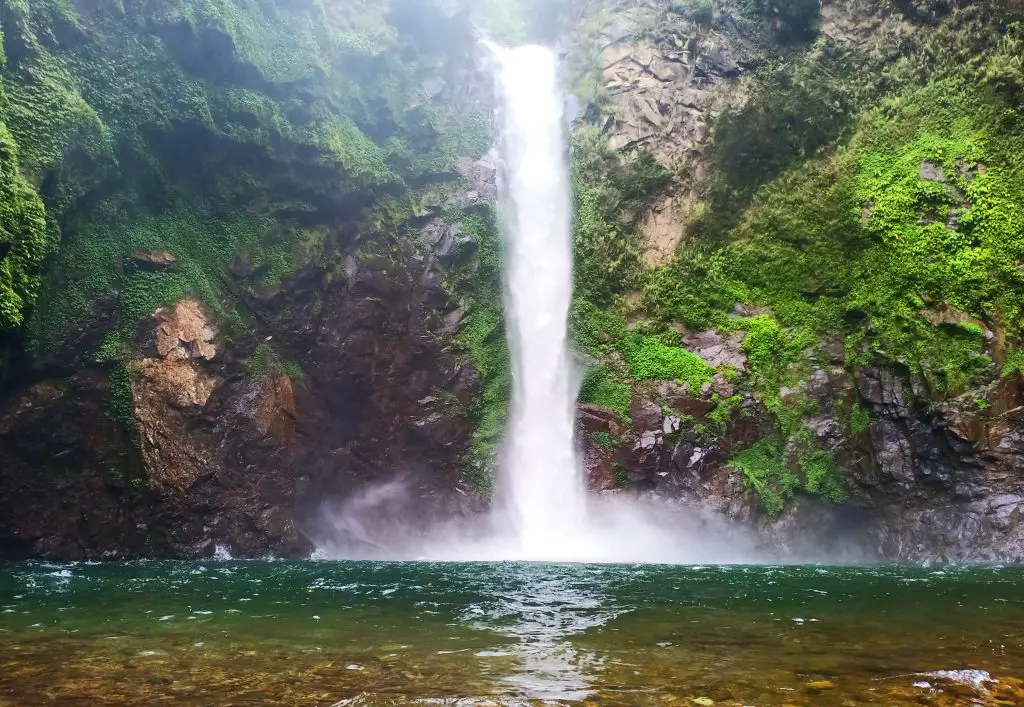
[1, 561, 1023, 705]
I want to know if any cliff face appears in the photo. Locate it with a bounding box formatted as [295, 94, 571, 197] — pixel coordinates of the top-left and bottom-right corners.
[1, 0, 1023, 562]
[568, 0, 1024, 562]
[0, 0, 499, 558]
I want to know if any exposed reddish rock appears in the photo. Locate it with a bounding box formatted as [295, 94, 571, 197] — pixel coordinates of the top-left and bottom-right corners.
[578, 403, 625, 436]
[153, 298, 217, 362]
[131, 250, 177, 271]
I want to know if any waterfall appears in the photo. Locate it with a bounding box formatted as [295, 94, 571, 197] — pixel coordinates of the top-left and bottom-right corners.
[492, 45, 585, 558]
[315, 43, 762, 565]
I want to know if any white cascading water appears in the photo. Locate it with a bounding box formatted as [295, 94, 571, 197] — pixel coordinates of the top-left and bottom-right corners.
[314, 43, 764, 565]
[491, 44, 584, 558]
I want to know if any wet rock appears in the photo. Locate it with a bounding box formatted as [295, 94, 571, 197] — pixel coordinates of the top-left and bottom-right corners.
[808, 416, 842, 450]
[870, 419, 915, 485]
[683, 329, 747, 371]
[806, 680, 836, 691]
[131, 250, 176, 271]
[920, 161, 946, 182]
[808, 368, 831, 397]
[578, 403, 626, 437]
[454, 152, 498, 203]
[856, 367, 906, 412]
[629, 397, 663, 431]
[582, 442, 616, 491]
[711, 372, 734, 398]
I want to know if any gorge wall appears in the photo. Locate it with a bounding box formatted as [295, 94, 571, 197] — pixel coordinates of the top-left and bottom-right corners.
[1, 0, 1023, 562]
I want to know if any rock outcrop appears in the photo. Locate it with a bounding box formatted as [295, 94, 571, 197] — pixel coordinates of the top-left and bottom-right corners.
[577, 363, 1024, 563]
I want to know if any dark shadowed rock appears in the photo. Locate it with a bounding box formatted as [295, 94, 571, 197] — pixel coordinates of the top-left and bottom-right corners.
[856, 366, 906, 412]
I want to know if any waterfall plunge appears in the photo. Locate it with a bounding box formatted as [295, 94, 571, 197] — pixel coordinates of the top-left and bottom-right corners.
[480, 44, 759, 564]
[492, 45, 583, 557]
[313, 44, 764, 565]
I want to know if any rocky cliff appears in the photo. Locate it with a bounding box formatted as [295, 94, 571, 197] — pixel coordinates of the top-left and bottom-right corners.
[568, 0, 1024, 562]
[1, 0, 1023, 562]
[0, 0, 501, 558]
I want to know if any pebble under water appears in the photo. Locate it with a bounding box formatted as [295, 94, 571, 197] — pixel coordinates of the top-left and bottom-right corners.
[1, 561, 1023, 705]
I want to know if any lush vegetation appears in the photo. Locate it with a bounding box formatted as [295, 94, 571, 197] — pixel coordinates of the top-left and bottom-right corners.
[445, 206, 507, 494]
[567, 0, 1024, 514]
[0, 0, 490, 352]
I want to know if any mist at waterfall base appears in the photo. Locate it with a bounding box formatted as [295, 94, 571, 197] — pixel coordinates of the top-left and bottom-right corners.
[311, 44, 761, 564]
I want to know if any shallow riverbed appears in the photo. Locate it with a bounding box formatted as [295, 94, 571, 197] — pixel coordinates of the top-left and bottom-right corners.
[1, 561, 1022, 705]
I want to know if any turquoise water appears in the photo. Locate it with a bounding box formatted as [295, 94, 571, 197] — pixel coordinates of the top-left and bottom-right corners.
[1, 561, 1023, 705]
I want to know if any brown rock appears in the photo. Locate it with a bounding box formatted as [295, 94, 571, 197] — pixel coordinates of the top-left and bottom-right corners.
[131, 250, 176, 271]
[255, 374, 296, 445]
[578, 403, 625, 436]
[154, 298, 217, 362]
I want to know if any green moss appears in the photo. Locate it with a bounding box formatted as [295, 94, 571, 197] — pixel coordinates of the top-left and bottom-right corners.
[1003, 350, 1024, 378]
[570, 127, 669, 305]
[612, 462, 629, 489]
[737, 0, 820, 40]
[707, 395, 743, 431]
[0, 121, 48, 330]
[728, 439, 798, 516]
[648, 77, 1014, 397]
[29, 208, 287, 359]
[578, 366, 632, 421]
[798, 450, 846, 503]
[107, 362, 134, 430]
[848, 402, 871, 435]
[446, 206, 508, 495]
[249, 342, 306, 387]
[619, 333, 714, 389]
[589, 431, 617, 451]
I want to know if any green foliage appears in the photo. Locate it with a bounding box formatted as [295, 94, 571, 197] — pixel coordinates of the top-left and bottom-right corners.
[737, 0, 820, 40]
[1003, 350, 1024, 378]
[848, 403, 871, 435]
[107, 362, 134, 430]
[29, 208, 287, 359]
[316, 115, 400, 187]
[728, 439, 798, 516]
[447, 206, 508, 494]
[708, 43, 860, 227]
[1, 30, 111, 173]
[619, 333, 714, 390]
[1, 0, 489, 347]
[589, 431, 617, 451]
[0, 121, 48, 329]
[249, 343, 306, 386]
[707, 395, 742, 430]
[644, 248, 744, 331]
[669, 0, 714, 26]
[579, 366, 632, 421]
[571, 127, 670, 305]
[569, 297, 629, 354]
[729, 439, 844, 514]
[798, 450, 846, 503]
[612, 462, 629, 489]
[649, 78, 1015, 398]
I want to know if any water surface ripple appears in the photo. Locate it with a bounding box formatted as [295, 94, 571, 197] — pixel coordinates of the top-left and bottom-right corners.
[1, 561, 1023, 705]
